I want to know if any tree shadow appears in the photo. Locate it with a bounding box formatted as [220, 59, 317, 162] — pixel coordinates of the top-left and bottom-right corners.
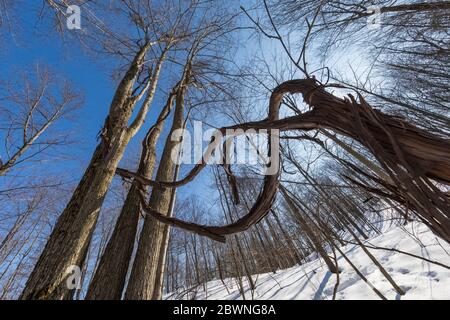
[313, 271, 333, 300]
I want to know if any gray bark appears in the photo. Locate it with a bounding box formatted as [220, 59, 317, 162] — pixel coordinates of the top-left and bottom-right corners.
[124, 78, 188, 300]
[85, 86, 178, 300]
[20, 43, 164, 300]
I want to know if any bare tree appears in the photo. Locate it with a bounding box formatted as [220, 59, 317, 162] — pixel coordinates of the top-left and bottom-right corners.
[0, 65, 81, 176]
[19, 0, 192, 299]
[86, 69, 189, 300]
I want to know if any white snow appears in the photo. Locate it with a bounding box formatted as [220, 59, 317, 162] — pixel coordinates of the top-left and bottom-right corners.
[165, 222, 450, 300]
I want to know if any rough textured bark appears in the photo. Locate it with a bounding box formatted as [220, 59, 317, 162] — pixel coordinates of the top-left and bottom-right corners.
[124, 80, 187, 300]
[375, 2, 450, 15]
[20, 42, 165, 300]
[151, 159, 181, 300]
[271, 209, 303, 264]
[85, 88, 177, 300]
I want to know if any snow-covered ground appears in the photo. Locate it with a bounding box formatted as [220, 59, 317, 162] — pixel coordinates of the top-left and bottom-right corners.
[166, 222, 450, 300]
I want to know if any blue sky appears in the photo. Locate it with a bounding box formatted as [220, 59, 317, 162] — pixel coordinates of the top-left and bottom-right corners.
[0, 2, 252, 217]
[0, 0, 364, 222]
[1, 6, 112, 176]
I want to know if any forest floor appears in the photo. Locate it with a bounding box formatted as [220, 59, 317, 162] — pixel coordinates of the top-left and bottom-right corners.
[165, 221, 450, 300]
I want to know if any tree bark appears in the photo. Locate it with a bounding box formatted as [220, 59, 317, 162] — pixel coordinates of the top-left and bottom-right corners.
[116, 78, 450, 243]
[150, 158, 181, 300]
[20, 43, 165, 300]
[85, 88, 177, 300]
[280, 185, 339, 273]
[124, 79, 187, 300]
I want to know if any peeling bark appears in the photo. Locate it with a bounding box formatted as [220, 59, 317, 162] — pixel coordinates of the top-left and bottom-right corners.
[116, 78, 450, 243]
[124, 78, 188, 300]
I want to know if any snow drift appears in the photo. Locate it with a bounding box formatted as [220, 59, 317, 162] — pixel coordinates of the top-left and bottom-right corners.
[166, 222, 450, 300]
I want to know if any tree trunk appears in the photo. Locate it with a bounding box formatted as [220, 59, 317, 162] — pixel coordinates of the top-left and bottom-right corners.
[20, 43, 164, 300]
[115, 78, 450, 243]
[85, 87, 178, 300]
[124, 81, 187, 300]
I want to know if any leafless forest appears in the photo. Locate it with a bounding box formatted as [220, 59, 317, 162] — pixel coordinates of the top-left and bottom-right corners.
[0, 0, 449, 300]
